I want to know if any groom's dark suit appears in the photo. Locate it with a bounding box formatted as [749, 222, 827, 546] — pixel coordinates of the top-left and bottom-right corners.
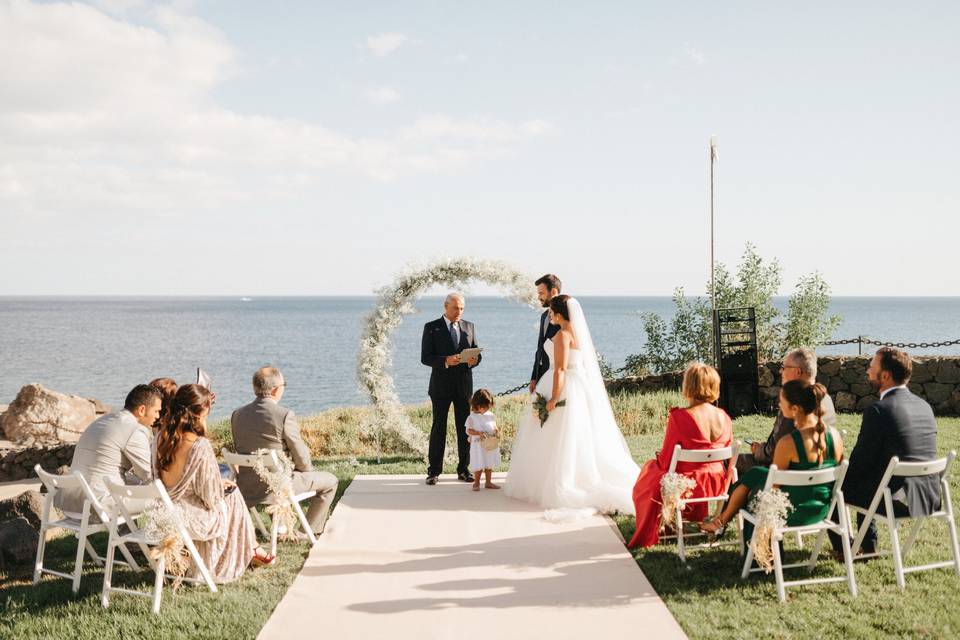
[531, 309, 560, 384]
[421, 316, 481, 477]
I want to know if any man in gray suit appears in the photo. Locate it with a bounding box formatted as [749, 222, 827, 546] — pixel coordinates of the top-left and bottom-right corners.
[56, 384, 160, 515]
[231, 367, 338, 535]
[737, 348, 836, 473]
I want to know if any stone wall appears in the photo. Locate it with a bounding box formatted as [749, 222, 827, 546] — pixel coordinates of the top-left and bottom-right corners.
[0, 442, 75, 482]
[606, 371, 683, 396]
[606, 355, 960, 417]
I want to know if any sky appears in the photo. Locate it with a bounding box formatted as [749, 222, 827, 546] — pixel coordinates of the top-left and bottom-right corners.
[0, 0, 958, 296]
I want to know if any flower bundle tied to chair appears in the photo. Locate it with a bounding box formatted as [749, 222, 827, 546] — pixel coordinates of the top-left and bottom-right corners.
[749, 488, 794, 573]
[142, 501, 189, 590]
[253, 450, 298, 541]
[659, 472, 697, 532]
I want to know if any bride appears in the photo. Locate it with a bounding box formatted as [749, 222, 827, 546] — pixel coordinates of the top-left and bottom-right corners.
[504, 295, 640, 517]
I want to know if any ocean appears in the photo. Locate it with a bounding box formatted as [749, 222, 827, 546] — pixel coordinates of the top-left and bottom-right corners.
[1, 296, 958, 419]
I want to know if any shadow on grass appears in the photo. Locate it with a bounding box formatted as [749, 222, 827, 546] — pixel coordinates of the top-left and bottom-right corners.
[1, 528, 312, 640]
[2, 532, 177, 613]
[612, 514, 856, 598]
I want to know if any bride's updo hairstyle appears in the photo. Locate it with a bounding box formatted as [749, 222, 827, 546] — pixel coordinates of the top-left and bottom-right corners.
[156, 383, 212, 473]
[682, 362, 721, 404]
[549, 294, 571, 321]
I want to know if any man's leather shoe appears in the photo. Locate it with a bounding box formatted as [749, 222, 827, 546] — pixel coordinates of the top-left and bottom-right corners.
[457, 472, 474, 483]
[426, 476, 438, 485]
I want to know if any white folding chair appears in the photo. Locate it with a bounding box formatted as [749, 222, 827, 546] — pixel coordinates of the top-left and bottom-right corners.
[660, 441, 740, 563]
[847, 451, 960, 589]
[222, 449, 318, 556]
[102, 479, 217, 614]
[740, 460, 858, 602]
[221, 449, 270, 540]
[32, 465, 143, 593]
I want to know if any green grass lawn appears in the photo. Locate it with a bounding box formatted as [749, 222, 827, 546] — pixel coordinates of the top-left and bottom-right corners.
[615, 413, 960, 640]
[3, 399, 960, 639]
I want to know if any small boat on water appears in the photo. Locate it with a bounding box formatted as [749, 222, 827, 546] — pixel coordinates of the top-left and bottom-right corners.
[241, 297, 253, 302]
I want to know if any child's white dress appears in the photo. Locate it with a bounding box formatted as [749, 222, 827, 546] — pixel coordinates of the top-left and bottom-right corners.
[467, 411, 501, 472]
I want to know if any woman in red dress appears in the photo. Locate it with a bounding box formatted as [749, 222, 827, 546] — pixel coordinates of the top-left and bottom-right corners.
[628, 362, 733, 548]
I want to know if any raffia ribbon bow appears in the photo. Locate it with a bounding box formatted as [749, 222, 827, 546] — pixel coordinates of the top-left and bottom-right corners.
[266, 487, 298, 541]
[147, 534, 189, 590]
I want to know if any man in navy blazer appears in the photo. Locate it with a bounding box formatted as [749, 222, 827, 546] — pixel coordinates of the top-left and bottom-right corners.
[832, 347, 940, 555]
[528, 274, 562, 393]
[421, 293, 481, 485]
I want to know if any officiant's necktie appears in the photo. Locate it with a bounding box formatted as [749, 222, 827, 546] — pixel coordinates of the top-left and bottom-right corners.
[450, 321, 459, 348]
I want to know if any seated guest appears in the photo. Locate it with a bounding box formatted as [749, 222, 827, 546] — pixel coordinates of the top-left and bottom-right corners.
[737, 348, 836, 474]
[701, 380, 844, 538]
[830, 348, 939, 555]
[628, 362, 733, 548]
[56, 384, 159, 515]
[231, 367, 339, 536]
[156, 384, 274, 582]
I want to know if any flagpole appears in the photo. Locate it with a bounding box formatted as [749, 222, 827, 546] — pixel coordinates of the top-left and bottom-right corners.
[710, 135, 718, 365]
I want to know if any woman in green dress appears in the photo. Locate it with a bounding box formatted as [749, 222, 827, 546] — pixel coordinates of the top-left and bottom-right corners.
[699, 379, 844, 536]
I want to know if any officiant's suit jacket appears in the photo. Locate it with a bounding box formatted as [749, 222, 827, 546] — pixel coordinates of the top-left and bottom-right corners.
[843, 387, 940, 516]
[531, 309, 560, 382]
[421, 317, 481, 398]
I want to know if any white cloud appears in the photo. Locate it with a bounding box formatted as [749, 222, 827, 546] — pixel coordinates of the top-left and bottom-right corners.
[399, 115, 552, 143]
[365, 86, 400, 104]
[366, 32, 407, 57]
[0, 0, 552, 214]
[90, 0, 145, 15]
[683, 43, 705, 65]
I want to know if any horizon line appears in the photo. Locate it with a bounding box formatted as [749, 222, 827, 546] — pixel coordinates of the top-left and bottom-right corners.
[3, 294, 960, 299]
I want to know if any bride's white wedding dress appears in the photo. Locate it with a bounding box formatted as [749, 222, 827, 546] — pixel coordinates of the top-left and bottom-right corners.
[504, 298, 640, 519]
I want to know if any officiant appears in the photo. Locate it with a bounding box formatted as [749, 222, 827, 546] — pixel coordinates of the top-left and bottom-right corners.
[421, 292, 482, 485]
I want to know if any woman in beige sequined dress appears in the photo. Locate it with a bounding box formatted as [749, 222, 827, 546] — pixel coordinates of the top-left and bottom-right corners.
[156, 384, 275, 583]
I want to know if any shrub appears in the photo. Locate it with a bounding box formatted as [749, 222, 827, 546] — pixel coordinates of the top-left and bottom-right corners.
[629, 243, 841, 374]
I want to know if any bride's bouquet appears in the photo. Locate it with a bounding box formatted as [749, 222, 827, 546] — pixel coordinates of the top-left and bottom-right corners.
[532, 392, 565, 427]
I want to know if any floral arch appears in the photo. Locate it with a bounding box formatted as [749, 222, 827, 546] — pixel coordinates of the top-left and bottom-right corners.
[357, 258, 538, 455]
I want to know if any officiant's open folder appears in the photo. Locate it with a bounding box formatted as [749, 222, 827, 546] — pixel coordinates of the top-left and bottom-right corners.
[459, 348, 482, 361]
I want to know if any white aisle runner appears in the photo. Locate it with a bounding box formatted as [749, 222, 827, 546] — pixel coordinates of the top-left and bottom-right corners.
[257, 473, 687, 640]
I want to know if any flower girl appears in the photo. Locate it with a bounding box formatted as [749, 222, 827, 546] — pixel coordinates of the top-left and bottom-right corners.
[465, 389, 501, 491]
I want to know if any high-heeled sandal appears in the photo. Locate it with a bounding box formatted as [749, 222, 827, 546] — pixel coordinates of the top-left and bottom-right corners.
[698, 516, 728, 537]
[251, 547, 276, 567]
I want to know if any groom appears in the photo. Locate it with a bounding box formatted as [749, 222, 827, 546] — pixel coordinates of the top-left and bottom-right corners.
[528, 274, 562, 393]
[421, 292, 481, 485]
